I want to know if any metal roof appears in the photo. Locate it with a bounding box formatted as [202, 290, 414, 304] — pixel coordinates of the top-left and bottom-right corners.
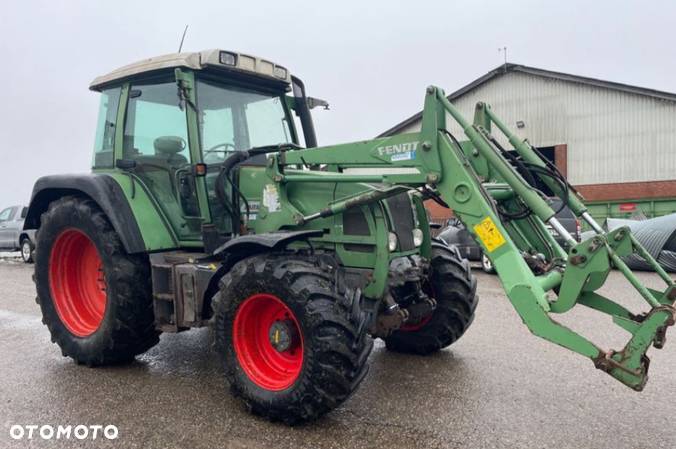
[379, 63, 676, 137]
[89, 49, 291, 91]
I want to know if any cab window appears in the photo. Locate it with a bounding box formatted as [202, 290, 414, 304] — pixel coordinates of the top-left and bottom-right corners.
[123, 81, 191, 159]
[92, 87, 121, 168]
[195, 79, 292, 163]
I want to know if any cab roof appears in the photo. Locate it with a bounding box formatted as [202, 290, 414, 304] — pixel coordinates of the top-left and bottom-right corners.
[89, 49, 292, 91]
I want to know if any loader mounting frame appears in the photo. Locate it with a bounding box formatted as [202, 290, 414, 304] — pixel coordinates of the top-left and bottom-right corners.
[261, 86, 675, 391]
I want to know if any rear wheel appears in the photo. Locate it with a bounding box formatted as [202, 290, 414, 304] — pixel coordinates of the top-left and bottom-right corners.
[20, 238, 33, 263]
[34, 196, 159, 365]
[385, 243, 478, 355]
[211, 254, 372, 424]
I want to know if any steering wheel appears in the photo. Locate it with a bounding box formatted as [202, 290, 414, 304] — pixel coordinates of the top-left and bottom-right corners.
[203, 142, 237, 164]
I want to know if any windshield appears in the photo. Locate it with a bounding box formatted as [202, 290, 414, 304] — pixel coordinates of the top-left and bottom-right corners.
[195, 79, 293, 164]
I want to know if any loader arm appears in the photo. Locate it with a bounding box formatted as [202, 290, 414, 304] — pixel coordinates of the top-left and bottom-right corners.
[262, 85, 675, 391]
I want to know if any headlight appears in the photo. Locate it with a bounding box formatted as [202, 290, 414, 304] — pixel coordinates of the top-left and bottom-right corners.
[388, 232, 398, 252]
[412, 228, 424, 247]
[273, 65, 288, 79]
[219, 51, 237, 66]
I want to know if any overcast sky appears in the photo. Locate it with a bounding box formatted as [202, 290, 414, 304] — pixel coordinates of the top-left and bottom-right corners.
[1, 0, 675, 207]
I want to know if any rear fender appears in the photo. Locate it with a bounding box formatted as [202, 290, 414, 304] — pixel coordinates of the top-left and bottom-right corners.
[24, 174, 176, 254]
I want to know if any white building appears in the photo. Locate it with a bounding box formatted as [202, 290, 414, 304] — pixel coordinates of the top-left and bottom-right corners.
[380, 64, 676, 220]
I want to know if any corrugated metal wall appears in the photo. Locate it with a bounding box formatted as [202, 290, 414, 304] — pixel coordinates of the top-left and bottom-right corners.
[399, 72, 676, 185]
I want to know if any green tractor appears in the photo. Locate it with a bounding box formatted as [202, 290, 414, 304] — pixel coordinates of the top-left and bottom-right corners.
[26, 49, 675, 424]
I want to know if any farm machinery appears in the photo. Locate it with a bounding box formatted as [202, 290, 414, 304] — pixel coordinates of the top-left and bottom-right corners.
[25, 49, 675, 423]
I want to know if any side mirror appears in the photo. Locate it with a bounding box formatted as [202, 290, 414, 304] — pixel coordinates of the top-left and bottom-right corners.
[307, 97, 329, 110]
[291, 75, 318, 148]
[20, 207, 28, 219]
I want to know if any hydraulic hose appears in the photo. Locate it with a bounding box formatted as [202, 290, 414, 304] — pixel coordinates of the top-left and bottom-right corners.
[486, 134, 569, 217]
[216, 151, 251, 233]
[215, 143, 304, 233]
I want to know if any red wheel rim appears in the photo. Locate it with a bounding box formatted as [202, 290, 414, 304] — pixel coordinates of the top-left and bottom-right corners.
[49, 229, 107, 337]
[232, 294, 304, 391]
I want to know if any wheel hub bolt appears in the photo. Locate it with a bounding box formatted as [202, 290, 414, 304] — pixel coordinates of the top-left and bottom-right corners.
[268, 320, 297, 352]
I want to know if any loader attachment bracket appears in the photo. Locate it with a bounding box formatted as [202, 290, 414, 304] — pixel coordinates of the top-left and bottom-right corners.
[593, 305, 675, 391]
[427, 90, 676, 391]
[551, 227, 633, 314]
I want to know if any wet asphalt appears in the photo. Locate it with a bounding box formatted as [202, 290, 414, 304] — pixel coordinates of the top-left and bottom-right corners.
[0, 257, 675, 449]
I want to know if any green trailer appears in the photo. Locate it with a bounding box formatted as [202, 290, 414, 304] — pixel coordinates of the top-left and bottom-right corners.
[586, 197, 676, 224]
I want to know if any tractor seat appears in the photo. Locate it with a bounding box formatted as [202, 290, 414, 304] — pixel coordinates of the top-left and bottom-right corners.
[153, 136, 188, 166]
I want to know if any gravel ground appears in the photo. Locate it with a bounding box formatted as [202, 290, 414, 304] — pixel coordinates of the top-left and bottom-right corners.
[0, 259, 674, 449]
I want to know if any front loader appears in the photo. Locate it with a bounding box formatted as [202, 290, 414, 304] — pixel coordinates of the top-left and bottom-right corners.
[25, 49, 674, 424]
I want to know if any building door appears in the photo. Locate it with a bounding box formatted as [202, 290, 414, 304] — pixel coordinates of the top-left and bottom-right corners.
[506, 145, 564, 196]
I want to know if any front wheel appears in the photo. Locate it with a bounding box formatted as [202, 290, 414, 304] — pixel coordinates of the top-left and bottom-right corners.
[211, 254, 372, 424]
[385, 243, 478, 355]
[34, 196, 159, 365]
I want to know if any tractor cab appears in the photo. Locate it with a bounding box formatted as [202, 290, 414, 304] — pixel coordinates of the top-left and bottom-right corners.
[89, 49, 317, 243]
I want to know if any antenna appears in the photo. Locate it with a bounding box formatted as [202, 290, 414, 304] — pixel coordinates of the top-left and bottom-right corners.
[498, 46, 507, 72]
[178, 25, 189, 53]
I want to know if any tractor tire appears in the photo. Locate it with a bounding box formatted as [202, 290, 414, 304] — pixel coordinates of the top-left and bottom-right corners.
[34, 196, 159, 366]
[384, 242, 478, 355]
[211, 254, 373, 424]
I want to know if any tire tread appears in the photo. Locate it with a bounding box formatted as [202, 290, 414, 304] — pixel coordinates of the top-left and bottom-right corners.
[384, 242, 478, 355]
[211, 253, 373, 424]
[34, 196, 159, 366]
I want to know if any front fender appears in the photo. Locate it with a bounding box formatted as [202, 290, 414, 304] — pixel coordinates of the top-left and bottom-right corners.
[214, 230, 324, 259]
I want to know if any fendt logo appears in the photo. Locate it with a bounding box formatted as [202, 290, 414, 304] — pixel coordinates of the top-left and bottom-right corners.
[9, 424, 119, 441]
[376, 141, 420, 157]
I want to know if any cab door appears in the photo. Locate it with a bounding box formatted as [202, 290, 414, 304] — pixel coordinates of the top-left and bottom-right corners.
[121, 77, 204, 242]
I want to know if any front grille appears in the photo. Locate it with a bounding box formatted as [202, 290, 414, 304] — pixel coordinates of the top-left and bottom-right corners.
[386, 193, 415, 251]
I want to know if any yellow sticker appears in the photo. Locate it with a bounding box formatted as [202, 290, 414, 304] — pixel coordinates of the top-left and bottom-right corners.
[473, 216, 506, 253]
